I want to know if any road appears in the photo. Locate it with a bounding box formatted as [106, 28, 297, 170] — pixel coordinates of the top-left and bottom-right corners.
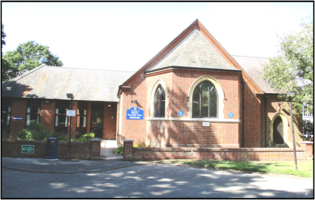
[2, 163, 313, 198]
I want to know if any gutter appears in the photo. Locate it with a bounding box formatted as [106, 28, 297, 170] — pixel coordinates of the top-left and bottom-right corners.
[241, 79, 245, 147]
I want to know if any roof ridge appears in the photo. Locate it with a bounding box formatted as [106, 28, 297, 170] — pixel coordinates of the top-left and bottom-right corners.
[232, 55, 270, 59]
[44, 66, 135, 73]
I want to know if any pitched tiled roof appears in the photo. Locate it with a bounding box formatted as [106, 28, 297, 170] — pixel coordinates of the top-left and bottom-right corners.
[233, 55, 277, 93]
[146, 30, 239, 72]
[2, 65, 134, 102]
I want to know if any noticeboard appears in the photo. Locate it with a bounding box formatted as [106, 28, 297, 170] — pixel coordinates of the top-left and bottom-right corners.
[67, 110, 76, 116]
[126, 107, 144, 120]
[21, 145, 35, 154]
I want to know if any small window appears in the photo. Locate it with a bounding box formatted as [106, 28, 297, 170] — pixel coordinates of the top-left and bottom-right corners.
[154, 85, 165, 117]
[26, 99, 41, 126]
[55, 100, 69, 132]
[77, 103, 87, 128]
[91, 103, 104, 138]
[2, 98, 12, 133]
[192, 81, 217, 118]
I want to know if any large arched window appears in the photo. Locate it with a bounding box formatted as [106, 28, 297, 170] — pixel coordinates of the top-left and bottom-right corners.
[154, 85, 165, 117]
[192, 81, 217, 118]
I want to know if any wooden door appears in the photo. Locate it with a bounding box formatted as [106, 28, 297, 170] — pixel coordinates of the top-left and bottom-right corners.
[103, 103, 117, 140]
[273, 116, 284, 144]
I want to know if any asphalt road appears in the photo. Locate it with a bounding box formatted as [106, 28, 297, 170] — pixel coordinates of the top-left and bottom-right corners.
[2, 163, 313, 198]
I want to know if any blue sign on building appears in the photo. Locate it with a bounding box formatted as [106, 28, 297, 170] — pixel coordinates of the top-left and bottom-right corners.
[228, 112, 233, 118]
[13, 117, 23, 120]
[178, 110, 184, 116]
[126, 107, 144, 120]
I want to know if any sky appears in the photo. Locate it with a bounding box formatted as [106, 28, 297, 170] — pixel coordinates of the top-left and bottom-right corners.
[2, 2, 313, 72]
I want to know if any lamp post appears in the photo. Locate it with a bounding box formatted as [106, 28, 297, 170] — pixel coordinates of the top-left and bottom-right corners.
[66, 93, 74, 159]
[287, 92, 298, 171]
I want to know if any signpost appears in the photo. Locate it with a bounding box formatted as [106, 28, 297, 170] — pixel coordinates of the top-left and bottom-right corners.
[21, 145, 35, 154]
[126, 107, 144, 120]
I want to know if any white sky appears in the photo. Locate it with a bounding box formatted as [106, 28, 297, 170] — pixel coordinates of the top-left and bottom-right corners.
[2, 2, 313, 72]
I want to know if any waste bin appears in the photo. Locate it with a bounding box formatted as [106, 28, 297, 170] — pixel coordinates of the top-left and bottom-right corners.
[45, 137, 58, 160]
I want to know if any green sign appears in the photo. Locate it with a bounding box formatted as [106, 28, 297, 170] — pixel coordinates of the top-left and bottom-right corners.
[21, 145, 35, 154]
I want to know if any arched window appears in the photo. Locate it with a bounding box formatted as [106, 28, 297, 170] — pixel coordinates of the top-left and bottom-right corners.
[192, 81, 217, 118]
[154, 85, 165, 117]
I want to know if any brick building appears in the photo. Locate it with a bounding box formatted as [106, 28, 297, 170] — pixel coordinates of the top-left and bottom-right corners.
[2, 20, 303, 148]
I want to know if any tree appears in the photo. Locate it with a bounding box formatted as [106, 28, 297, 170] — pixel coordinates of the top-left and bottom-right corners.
[262, 18, 313, 113]
[2, 40, 63, 83]
[2, 24, 19, 83]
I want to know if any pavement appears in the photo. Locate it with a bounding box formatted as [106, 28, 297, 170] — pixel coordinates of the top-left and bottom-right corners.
[1, 157, 149, 174]
[1, 146, 137, 174]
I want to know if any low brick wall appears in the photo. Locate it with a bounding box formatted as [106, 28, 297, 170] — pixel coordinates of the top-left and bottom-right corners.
[300, 141, 314, 160]
[123, 140, 313, 161]
[2, 138, 101, 160]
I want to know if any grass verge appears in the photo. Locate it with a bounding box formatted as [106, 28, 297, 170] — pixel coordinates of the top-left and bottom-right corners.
[160, 159, 313, 178]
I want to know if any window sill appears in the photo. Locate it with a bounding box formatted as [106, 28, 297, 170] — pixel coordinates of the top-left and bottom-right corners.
[147, 117, 240, 123]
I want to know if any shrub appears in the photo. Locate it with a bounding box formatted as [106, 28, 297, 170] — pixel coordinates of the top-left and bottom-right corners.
[72, 132, 95, 142]
[135, 141, 150, 148]
[50, 131, 69, 141]
[135, 142, 146, 148]
[114, 146, 124, 154]
[1, 128, 9, 139]
[17, 123, 50, 141]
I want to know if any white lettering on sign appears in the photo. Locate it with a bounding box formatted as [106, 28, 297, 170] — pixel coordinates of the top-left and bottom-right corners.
[67, 110, 76, 116]
[202, 122, 210, 126]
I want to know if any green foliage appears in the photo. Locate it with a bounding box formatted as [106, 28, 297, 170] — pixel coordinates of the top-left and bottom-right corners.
[135, 141, 147, 148]
[71, 132, 95, 142]
[1, 129, 9, 139]
[2, 23, 6, 48]
[50, 131, 69, 141]
[262, 17, 313, 113]
[1, 24, 18, 83]
[164, 160, 313, 177]
[302, 120, 314, 141]
[15, 126, 97, 142]
[113, 146, 124, 154]
[2, 40, 63, 83]
[17, 123, 50, 141]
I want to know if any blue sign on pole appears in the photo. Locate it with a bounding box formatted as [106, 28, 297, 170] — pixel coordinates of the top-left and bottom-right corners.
[126, 107, 144, 120]
[228, 112, 233, 118]
[13, 117, 23, 120]
[178, 110, 184, 116]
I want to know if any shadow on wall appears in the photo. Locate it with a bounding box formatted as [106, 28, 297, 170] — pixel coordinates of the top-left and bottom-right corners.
[243, 83, 264, 148]
[147, 85, 224, 148]
[281, 106, 303, 147]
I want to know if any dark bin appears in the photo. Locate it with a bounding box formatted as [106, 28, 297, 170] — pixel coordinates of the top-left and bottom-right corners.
[46, 137, 58, 160]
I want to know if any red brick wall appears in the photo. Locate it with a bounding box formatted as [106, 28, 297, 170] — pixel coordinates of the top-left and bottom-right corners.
[40, 100, 55, 131]
[266, 95, 303, 148]
[243, 83, 262, 147]
[131, 147, 306, 161]
[2, 139, 101, 160]
[120, 74, 147, 144]
[123, 141, 308, 161]
[10, 99, 27, 137]
[120, 69, 242, 147]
